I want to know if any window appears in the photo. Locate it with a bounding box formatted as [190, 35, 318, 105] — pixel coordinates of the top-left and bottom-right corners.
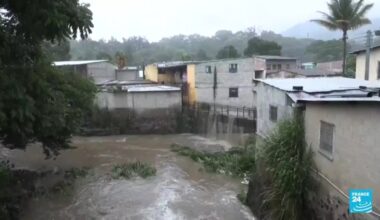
[377, 62, 380, 79]
[272, 64, 277, 70]
[286, 64, 290, 69]
[229, 87, 238, 97]
[229, 64, 238, 73]
[269, 105, 277, 122]
[255, 70, 264, 79]
[205, 65, 212, 74]
[277, 64, 282, 70]
[266, 64, 271, 70]
[319, 121, 334, 159]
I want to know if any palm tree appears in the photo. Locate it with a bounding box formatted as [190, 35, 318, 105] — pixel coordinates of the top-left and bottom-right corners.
[312, 0, 373, 75]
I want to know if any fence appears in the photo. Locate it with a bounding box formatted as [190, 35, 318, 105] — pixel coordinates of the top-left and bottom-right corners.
[188, 102, 256, 120]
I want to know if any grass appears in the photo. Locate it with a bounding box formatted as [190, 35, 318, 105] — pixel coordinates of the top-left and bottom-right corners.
[170, 137, 255, 178]
[256, 117, 313, 220]
[111, 161, 156, 179]
[64, 167, 89, 179]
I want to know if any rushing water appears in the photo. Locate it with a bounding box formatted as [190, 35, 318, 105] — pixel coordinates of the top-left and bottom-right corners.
[2, 134, 255, 220]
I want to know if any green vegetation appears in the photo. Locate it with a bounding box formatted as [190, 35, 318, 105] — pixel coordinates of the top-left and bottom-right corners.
[216, 45, 240, 59]
[251, 118, 313, 220]
[237, 190, 248, 205]
[312, 0, 374, 74]
[37, 167, 89, 199]
[70, 30, 318, 65]
[244, 37, 282, 56]
[64, 167, 90, 179]
[170, 137, 255, 177]
[305, 40, 344, 62]
[0, 162, 13, 220]
[111, 162, 157, 179]
[0, 0, 95, 157]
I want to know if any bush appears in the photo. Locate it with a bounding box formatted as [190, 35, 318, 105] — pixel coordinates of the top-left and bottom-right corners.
[111, 162, 156, 179]
[170, 138, 255, 178]
[256, 118, 313, 220]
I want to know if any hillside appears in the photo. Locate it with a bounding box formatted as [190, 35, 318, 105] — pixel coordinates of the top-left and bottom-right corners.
[70, 30, 316, 65]
[282, 17, 380, 40]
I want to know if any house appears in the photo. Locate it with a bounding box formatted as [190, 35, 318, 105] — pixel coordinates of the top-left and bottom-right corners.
[301, 62, 315, 70]
[267, 68, 342, 78]
[195, 57, 256, 108]
[96, 80, 181, 115]
[144, 61, 199, 105]
[255, 55, 298, 77]
[351, 43, 380, 81]
[53, 60, 116, 84]
[316, 60, 343, 73]
[254, 77, 380, 218]
[115, 66, 141, 81]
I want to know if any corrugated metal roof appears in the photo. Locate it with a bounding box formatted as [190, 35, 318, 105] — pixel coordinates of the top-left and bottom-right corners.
[126, 84, 181, 92]
[279, 68, 341, 77]
[96, 79, 153, 86]
[350, 42, 380, 54]
[156, 61, 200, 68]
[255, 55, 297, 60]
[287, 90, 380, 103]
[53, 60, 108, 66]
[257, 77, 380, 93]
[97, 80, 181, 92]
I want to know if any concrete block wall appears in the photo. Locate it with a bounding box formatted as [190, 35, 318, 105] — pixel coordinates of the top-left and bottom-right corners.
[195, 58, 255, 107]
[256, 83, 293, 137]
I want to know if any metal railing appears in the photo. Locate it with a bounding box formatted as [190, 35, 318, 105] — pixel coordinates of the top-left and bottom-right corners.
[188, 102, 256, 120]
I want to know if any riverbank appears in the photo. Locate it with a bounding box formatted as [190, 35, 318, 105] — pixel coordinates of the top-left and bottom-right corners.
[1, 134, 255, 219]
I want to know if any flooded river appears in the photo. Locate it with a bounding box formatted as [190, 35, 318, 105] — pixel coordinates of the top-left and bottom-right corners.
[2, 134, 255, 220]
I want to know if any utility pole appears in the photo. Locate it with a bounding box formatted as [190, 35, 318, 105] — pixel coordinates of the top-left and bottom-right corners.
[364, 30, 373, 80]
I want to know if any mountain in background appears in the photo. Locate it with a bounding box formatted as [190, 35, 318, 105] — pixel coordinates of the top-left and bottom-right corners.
[282, 17, 380, 40]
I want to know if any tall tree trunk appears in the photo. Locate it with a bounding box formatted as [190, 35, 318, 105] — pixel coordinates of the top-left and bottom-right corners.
[342, 30, 348, 76]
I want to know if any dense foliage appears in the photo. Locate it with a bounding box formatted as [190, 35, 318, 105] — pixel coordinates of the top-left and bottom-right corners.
[216, 45, 240, 59]
[244, 37, 282, 56]
[170, 136, 256, 178]
[70, 30, 322, 65]
[111, 162, 157, 179]
[0, 0, 95, 156]
[255, 118, 313, 220]
[305, 40, 344, 62]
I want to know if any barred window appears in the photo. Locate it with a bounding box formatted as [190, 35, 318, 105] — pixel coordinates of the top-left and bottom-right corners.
[229, 64, 238, 73]
[319, 121, 334, 159]
[269, 105, 277, 122]
[377, 62, 380, 79]
[229, 87, 238, 97]
[205, 65, 212, 74]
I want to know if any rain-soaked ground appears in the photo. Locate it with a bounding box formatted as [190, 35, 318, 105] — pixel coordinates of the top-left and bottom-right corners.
[1, 134, 256, 220]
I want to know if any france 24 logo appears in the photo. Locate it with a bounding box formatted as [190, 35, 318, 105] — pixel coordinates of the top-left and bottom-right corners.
[349, 189, 373, 214]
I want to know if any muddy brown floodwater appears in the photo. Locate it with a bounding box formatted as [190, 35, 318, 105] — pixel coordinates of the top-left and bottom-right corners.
[1, 134, 256, 220]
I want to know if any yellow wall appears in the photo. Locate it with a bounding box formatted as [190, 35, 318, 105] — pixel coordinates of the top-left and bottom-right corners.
[355, 48, 380, 81]
[144, 64, 158, 82]
[187, 64, 197, 104]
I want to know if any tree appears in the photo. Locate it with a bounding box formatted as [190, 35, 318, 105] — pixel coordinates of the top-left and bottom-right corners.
[244, 37, 282, 56]
[0, 0, 95, 157]
[305, 40, 345, 62]
[96, 51, 113, 61]
[195, 49, 209, 60]
[216, 45, 240, 59]
[42, 40, 71, 61]
[311, 0, 373, 75]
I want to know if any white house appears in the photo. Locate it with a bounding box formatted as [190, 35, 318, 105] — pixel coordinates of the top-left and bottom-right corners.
[254, 77, 380, 219]
[351, 43, 380, 82]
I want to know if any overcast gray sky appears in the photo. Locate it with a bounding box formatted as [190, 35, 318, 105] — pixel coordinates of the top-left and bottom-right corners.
[81, 0, 379, 42]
